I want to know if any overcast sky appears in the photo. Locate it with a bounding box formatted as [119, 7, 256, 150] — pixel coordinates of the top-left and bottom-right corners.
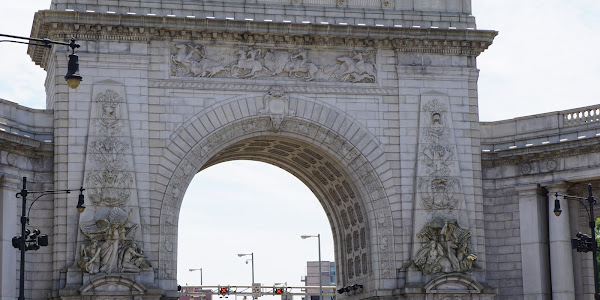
[0, 0, 598, 293]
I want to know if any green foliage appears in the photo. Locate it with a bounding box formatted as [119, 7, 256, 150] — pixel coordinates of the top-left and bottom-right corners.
[596, 218, 600, 278]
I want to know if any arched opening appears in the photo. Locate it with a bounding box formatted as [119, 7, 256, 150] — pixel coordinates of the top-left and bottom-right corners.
[169, 135, 372, 289]
[157, 98, 397, 294]
[176, 160, 335, 289]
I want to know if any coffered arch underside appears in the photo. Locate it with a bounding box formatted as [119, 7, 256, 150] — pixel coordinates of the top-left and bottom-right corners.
[155, 95, 396, 290]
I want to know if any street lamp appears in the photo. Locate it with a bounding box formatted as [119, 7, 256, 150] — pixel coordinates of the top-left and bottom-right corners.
[237, 253, 254, 284]
[0, 33, 82, 89]
[553, 183, 600, 300]
[189, 268, 203, 285]
[13, 177, 85, 300]
[301, 234, 323, 300]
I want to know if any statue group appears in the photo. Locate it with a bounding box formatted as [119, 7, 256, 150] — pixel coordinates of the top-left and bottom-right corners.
[413, 218, 477, 274]
[78, 207, 151, 274]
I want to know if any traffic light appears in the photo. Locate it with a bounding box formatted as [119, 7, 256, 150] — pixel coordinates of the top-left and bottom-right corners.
[11, 229, 48, 250]
[12, 236, 22, 249]
[218, 286, 230, 298]
[572, 232, 595, 252]
[274, 288, 284, 295]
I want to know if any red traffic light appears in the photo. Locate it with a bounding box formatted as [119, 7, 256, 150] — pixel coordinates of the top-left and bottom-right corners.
[274, 288, 284, 295]
[219, 287, 229, 295]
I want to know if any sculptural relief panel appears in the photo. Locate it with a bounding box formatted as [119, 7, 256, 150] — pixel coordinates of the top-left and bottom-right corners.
[411, 94, 476, 276]
[75, 84, 150, 278]
[170, 44, 377, 83]
[412, 217, 476, 274]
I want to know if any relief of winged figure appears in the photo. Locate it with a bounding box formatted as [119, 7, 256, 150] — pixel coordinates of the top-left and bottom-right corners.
[79, 207, 139, 273]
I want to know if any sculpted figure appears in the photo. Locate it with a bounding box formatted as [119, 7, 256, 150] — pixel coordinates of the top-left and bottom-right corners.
[99, 211, 130, 273]
[291, 49, 308, 73]
[78, 240, 101, 274]
[414, 238, 444, 274]
[119, 241, 148, 273]
[80, 207, 138, 274]
[441, 221, 461, 270]
[231, 48, 265, 78]
[337, 53, 376, 83]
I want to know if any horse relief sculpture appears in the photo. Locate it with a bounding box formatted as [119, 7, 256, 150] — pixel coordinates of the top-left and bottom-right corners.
[78, 207, 151, 274]
[413, 218, 477, 274]
[170, 44, 377, 83]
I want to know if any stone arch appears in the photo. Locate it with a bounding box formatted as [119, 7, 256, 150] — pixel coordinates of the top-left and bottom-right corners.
[80, 275, 148, 298]
[423, 274, 486, 296]
[154, 93, 396, 293]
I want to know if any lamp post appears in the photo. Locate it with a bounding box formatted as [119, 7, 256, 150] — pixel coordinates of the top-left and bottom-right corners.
[301, 234, 323, 300]
[13, 176, 85, 300]
[189, 268, 203, 285]
[0, 33, 82, 89]
[553, 183, 600, 300]
[237, 253, 254, 284]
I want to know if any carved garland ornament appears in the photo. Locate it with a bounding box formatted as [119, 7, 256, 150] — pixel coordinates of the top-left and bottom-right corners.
[171, 44, 377, 83]
[86, 90, 135, 207]
[418, 99, 462, 212]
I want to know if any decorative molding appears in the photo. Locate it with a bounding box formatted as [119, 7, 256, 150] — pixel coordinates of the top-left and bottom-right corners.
[29, 11, 497, 68]
[481, 140, 600, 169]
[148, 79, 394, 95]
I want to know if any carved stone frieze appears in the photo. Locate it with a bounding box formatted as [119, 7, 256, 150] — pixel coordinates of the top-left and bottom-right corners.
[171, 44, 377, 83]
[413, 217, 477, 274]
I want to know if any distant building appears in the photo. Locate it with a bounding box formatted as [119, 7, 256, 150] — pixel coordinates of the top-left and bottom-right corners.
[302, 261, 335, 300]
[180, 287, 212, 300]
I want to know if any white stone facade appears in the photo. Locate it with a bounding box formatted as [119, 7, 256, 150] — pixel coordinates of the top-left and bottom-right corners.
[0, 0, 597, 299]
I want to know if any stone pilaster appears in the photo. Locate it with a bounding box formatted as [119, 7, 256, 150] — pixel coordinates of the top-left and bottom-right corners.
[546, 182, 575, 300]
[515, 184, 551, 300]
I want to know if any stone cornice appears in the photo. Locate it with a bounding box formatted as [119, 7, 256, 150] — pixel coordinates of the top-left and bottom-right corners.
[481, 137, 600, 168]
[29, 10, 497, 68]
[0, 131, 53, 156]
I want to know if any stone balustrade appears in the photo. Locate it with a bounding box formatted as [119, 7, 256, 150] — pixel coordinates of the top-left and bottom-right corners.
[480, 104, 600, 152]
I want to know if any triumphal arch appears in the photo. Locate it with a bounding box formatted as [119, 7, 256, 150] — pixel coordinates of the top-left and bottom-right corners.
[1, 0, 600, 299]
